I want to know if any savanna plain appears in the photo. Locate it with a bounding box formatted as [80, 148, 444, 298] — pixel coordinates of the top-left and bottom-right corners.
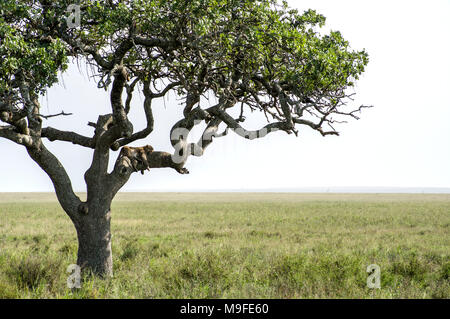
[0, 192, 448, 299]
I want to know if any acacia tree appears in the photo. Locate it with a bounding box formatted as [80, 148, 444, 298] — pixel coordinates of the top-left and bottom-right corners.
[0, 0, 369, 276]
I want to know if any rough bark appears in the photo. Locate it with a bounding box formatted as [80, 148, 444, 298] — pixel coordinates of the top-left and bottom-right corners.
[75, 200, 113, 277]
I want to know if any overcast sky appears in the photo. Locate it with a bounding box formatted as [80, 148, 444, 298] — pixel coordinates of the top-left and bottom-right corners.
[1, 0, 450, 192]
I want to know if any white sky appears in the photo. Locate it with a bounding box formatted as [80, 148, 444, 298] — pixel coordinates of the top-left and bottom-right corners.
[1, 0, 450, 192]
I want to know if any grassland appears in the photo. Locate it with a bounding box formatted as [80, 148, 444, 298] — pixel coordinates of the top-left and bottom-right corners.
[0, 192, 449, 299]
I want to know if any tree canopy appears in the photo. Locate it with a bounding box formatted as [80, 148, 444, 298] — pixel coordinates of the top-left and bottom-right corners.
[1, 0, 369, 144]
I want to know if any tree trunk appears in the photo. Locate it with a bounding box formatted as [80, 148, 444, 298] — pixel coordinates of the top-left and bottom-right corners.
[75, 201, 113, 277]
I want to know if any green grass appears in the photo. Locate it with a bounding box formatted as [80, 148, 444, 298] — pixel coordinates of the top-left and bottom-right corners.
[0, 193, 449, 298]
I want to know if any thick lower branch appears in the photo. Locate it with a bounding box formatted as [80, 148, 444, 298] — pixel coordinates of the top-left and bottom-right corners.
[110, 150, 190, 192]
[26, 141, 82, 222]
[147, 151, 190, 174]
[41, 127, 95, 148]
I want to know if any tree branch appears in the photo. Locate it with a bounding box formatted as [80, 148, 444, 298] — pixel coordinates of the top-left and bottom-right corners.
[26, 141, 83, 222]
[293, 118, 339, 136]
[37, 111, 73, 120]
[0, 125, 33, 147]
[207, 105, 292, 140]
[109, 65, 133, 140]
[111, 79, 154, 150]
[41, 127, 95, 148]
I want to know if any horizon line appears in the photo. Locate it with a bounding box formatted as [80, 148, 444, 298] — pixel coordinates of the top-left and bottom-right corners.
[1, 187, 450, 194]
